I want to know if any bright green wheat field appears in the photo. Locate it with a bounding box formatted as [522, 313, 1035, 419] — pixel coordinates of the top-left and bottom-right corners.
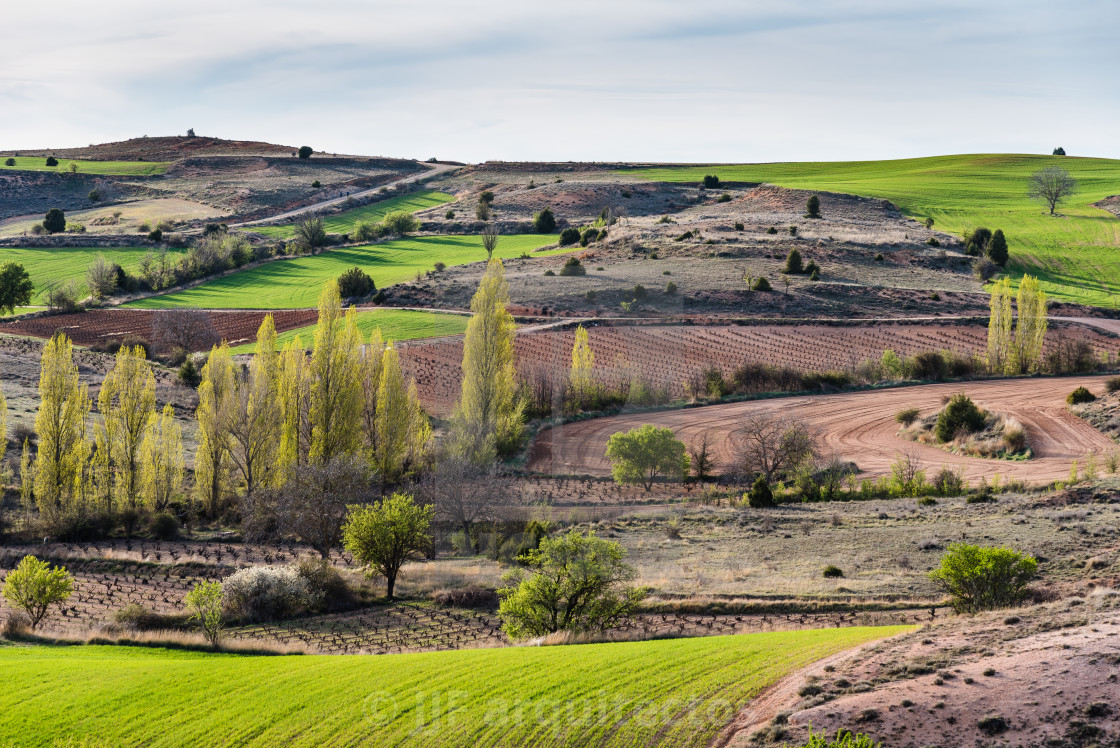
[128, 234, 562, 309]
[0, 626, 908, 747]
[249, 190, 456, 239]
[624, 154, 1120, 307]
[0, 156, 169, 176]
[1, 246, 185, 305]
[230, 308, 468, 353]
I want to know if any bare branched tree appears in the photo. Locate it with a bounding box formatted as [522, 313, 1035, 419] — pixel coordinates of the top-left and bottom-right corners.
[419, 455, 520, 552]
[731, 412, 819, 482]
[244, 455, 371, 559]
[85, 254, 118, 299]
[482, 224, 499, 260]
[150, 308, 220, 353]
[1027, 166, 1077, 215]
[688, 429, 717, 484]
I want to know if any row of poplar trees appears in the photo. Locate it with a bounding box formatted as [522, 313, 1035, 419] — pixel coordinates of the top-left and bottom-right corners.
[15, 257, 524, 524]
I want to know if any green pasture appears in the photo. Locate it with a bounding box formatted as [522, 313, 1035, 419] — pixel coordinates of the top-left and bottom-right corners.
[248, 190, 455, 239]
[0, 625, 908, 747]
[623, 154, 1120, 307]
[128, 234, 562, 309]
[0, 246, 183, 305]
[0, 156, 168, 176]
[230, 308, 468, 353]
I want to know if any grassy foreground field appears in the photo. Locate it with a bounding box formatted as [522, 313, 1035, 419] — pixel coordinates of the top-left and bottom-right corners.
[249, 190, 455, 238]
[230, 308, 468, 353]
[129, 234, 562, 309]
[0, 156, 168, 176]
[2, 246, 184, 304]
[0, 626, 908, 748]
[624, 154, 1120, 307]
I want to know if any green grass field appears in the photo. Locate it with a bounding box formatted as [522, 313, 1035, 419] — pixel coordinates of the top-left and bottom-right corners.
[0, 626, 908, 747]
[230, 309, 468, 353]
[623, 154, 1120, 307]
[249, 190, 455, 239]
[128, 234, 562, 309]
[0, 156, 168, 176]
[1, 246, 183, 305]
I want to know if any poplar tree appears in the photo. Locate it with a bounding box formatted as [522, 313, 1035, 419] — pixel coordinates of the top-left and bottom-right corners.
[0, 380, 6, 464]
[308, 282, 364, 464]
[569, 324, 595, 410]
[20, 440, 34, 510]
[1012, 275, 1048, 374]
[195, 342, 235, 518]
[987, 277, 1013, 375]
[372, 345, 430, 487]
[96, 345, 156, 512]
[361, 327, 386, 455]
[34, 333, 91, 518]
[139, 404, 184, 511]
[229, 316, 281, 498]
[276, 335, 311, 478]
[454, 259, 524, 462]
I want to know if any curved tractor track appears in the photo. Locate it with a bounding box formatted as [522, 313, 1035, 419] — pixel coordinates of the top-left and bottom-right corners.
[528, 375, 1117, 485]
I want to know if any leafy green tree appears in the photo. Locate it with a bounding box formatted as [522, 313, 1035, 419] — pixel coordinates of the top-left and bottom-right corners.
[497, 530, 647, 640]
[42, 208, 66, 234]
[478, 190, 495, 205]
[2, 555, 74, 630]
[337, 267, 375, 298]
[3, 157, 15, 167]
[184, 580, 224, 645]
[294, 217, 327, 250]
[805, 194, 821, 218]
[383, 210, 419, 237]
[297, 146, 313, 159]
[342, 493, 432, 599]
[0, 262, 34, 314]
[533, 207, 557, 233]
[986, 229, 1009, 266]
[929, 543, 1036, 613]
[605, 424, 689, 491]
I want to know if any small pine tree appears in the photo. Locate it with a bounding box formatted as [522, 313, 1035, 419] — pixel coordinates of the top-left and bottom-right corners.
[533, 207, 557, 233]
[43, 209, 66, 234]
[805, 195, 821, 218]
[987, 229, 1009, 266]
[784, 248, 804, 274]
[747, 475, 774, 508]
[752, 276, 772, 292]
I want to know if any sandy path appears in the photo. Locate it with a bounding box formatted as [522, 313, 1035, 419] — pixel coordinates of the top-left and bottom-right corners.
[528, 375, 1117, 484]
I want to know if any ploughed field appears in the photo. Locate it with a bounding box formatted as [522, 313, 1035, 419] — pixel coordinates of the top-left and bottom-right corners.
[529, 374, 1118, 485]
[398, 321, 1120, 416]
[623, 154, 1120, 308]
[127, 234, 563, 309]
[0, 626, 910, 747]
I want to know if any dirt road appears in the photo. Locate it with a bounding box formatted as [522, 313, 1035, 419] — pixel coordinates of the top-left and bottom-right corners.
[230, 161, 459, 227]
[528, 375, 1117, 485]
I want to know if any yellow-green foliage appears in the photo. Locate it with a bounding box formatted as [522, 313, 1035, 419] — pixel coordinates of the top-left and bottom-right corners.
[139, 404, 184, 511]
[227, 316, 282, 496]
[0, 626, 910, 746]
[1, 555, 74, 630]
[987, 274, 1047, 374]
[570, 324, 595, 407]
[308, 283, 364, 464]
[34, 333, 91, 516]
[343, 493, 433, 599]
[95, 346, 156, 512]
[195, 343, 235, 518]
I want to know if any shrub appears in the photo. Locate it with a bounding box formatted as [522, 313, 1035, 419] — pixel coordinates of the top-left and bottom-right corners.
[223, 566, 311, 621]
[42, 208, 66, 234]
[311, 180, 321, 188]
[148, 229, 163, 242]
[822, 565, 844, 578]
[338, 266, 375, 298]
[1067, 386, 1096, 405]
[935, 393, 986, 442]
[112, 603, 169, 631]
[665, 280, 677, 295]
[929, 543, 1037, 613]
[178, 357, 201, 388]
[718, 193, 731, 203]
[874, 253, 884, 261]
[383, 210, 419, 236]
[733, 221, 744, 231]
[927, 237, 940, 247]
[149, 512, 179, 540]
[895, 407, 921, 426]
[702, 175, 720, 188]
[805, 194, 821, 218]
[297, 146, 313, 159]
[3, 157, 14, 166]
[559, 257, 586, 276]
[350, 220, 378, 242]
[1053, 147, 1066, 156]
[66, 221, 86, 233]
[789, 225, 798, 236]
[752, 276, 772, 292]
[932, 467, 965, 497]
[747, 475, 774, 507]
[533, 207, 557, 233]
[543, 269, 555, 276]
[965, 227, 992, 256]
[45, 156, 58, 167]
[605, 424, 689, 490]
[1, 556, 74, 630]
[1105, 376, 1120, 393]
[88, 189, 101, 202]
[432, 586, 498, 609]
[789, 728, 881, 748]
[987, 229, 1009, 266]
[478, 190, 495, 205]
[674, 230, 693, 242]
[784, 248, 804, 274]
[444, 209, 455, 219]
[476, 202, 491, 221]
[433, 261, 446, 272]
[558, 227, 581, 246]
[184, 580, 224, 646]
[296, 558, 353, 612]
[766, 226, 778, 235]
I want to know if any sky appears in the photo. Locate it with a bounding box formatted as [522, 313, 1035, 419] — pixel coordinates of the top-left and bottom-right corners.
[2, 0, 1117, 163]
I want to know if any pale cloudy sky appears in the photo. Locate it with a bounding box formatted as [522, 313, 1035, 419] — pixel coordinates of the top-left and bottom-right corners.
[2, 0, 1116, 162]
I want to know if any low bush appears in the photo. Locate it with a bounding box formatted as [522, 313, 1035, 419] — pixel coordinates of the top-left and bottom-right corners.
[935, 393, 986, 443]
[431, 586, 499, 609]
[558, 227, 581, 246]
[337, 266, 375, 298]
[558, 257, 586, 276]
[822, 565, 844, 578]
[1067, 386, 1096, 405]
[113, 603, 176, 631]
[148, 512, 179, 540]
[717, 193, 731, 203]
[664, 281, 677, 295]
[295, 558, 353, 613]
[789, 226, 798, 236]
[45, 156, 58, 167]
[734, 221, 744, 231]
[895, 408, 921, 426]
[223, 566, 312, 622]
[766, 226, 778, 235]
[789, 728, 881, 748]
[702, 175, 720, 188]
[747, 475, 774, 508]
[350, 220, 378, 242]
[929, 543, 1037, 613]
[752, 276, 772, 292]
[1105, 376, 1120, 394]
[533, 207, 557, 233]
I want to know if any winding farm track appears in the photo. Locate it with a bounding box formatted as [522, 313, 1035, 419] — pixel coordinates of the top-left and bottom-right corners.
[528, 374, 1118, 485]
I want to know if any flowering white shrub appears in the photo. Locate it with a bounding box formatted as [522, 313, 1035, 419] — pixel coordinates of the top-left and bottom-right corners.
[223, 565, 313, 621]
